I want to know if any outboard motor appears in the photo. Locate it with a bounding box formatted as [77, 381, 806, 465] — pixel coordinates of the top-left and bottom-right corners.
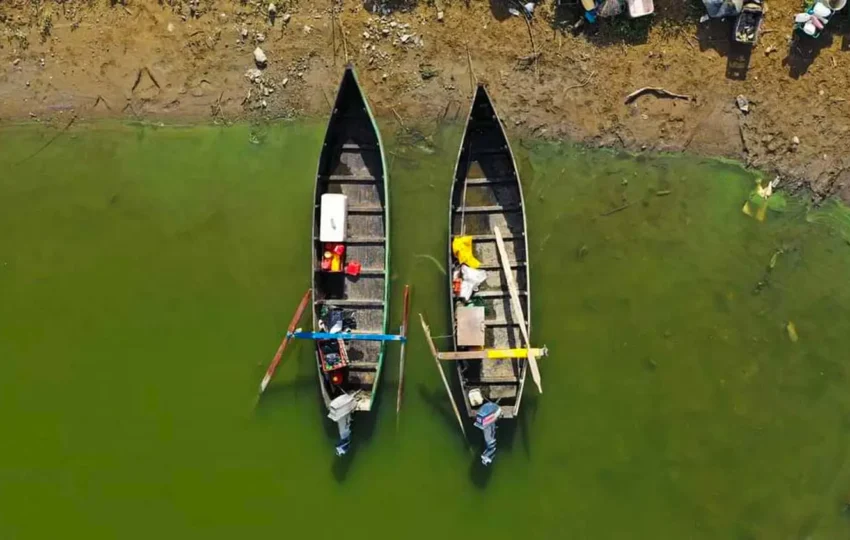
[474, 402, 503, 466]
[328, 394, 357, 456]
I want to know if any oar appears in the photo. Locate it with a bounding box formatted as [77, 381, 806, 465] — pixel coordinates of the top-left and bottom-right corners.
[396, 285, 411, 429]
[259, 288, 312, 395]
[493, 227, 542, 393]
[419, 313, 467, 438]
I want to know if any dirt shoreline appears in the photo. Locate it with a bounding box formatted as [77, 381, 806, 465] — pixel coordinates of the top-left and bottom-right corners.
[2, 0, 849, 202]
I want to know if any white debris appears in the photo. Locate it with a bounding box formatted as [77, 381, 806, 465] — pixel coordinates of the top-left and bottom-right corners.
[792, 136, 800, 145]
[437, 10, 444, 21]
[700, 14, 710, 22]
[400, 34, 411, 43]
[253, 47, 267, 68]
[245, 68, 263, 82]
[167, 22, 175, 32]
[256, 32, 266, 43]
[261, 99, 268, 108]
[736, 94, 749, 113]
[241, 27, 249, 39]
[281, 77, 289, 87]
[303, 25, 312, 34]
[13, 58, 20, 65]
[282, 13, 291, 23]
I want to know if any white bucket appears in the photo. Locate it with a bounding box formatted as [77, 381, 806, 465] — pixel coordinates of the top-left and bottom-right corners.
[812, 2, 833, 17]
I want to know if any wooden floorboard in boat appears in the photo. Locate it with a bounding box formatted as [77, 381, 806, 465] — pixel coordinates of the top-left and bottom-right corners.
[453, 204, 522, 214]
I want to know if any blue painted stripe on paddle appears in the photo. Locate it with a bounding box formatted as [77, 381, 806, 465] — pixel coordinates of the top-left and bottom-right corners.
[288, 331, 406, 342]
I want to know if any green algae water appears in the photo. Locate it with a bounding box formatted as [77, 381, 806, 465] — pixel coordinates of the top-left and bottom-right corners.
[2, 121, 850, 539]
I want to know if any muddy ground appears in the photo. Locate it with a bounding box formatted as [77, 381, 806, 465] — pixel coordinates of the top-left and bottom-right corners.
[1, 0, 849, 201]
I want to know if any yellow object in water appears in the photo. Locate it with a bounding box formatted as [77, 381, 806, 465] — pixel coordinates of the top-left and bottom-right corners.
[452, 235, 481, 268]
[742, 200, 767, 222]
[786, 321, 799, 343]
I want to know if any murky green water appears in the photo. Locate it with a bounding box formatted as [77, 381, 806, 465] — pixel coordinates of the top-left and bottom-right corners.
[2, 121, 850, 539]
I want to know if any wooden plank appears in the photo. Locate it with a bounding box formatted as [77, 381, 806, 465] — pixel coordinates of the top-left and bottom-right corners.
[349, 205, 384, 213]
[477, 262, 526, 270]
[452, 204, 521, 214]
[315, 298, 384, 307]
[313, 204, 383, 214]
[438, 348, 547, 360]
[322, 175, 377, 184]
[348, 361, 379, 369]
[340, 143, 378, 151]
[313, 267, 384, 276]
[463, 379, 519, 386]
[464, 176, 516, 186]
[314, 236, 385, 244]
[494, 227, 542, 394]
[473, 290, 528, 298]
[469, 233, 523, 241]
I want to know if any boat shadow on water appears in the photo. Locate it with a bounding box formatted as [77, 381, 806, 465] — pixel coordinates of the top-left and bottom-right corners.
[321, 389, 380, 484]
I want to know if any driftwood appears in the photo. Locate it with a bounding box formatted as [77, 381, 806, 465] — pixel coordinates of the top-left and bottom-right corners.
[521, 12, 539, 80]
[565, 71, 596, 92]
[601, 202, 632, 216]
[391, 107, 408, 132]
[624, 87, 691, 104]
[465, 42, 476, 97]
[516, 52, 541, 70]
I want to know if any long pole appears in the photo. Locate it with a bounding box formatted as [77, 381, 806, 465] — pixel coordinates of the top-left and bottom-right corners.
[396, 285, 411, 428]
[259, 288, 312, 395]
[494, 227, 542, 393]
[419, 314, 467, 438]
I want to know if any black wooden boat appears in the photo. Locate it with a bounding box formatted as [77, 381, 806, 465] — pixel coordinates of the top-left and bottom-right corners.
[448, 84, 536, 465]
[312, 66, 389, 456]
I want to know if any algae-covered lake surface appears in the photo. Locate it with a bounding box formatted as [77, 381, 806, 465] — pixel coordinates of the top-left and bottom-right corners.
[2, 121, 850, 539]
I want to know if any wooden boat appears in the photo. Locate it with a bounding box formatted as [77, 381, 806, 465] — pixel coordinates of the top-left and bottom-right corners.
[448, 84, 533, 464]
[312, 65, 389, 456]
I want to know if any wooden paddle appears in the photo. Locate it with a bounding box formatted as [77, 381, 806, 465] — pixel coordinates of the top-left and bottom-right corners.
[396, 285, 411, 428]
[419, 313, 467, 438]
[259, 288, 312, 395]
[493, 227, 542, 393]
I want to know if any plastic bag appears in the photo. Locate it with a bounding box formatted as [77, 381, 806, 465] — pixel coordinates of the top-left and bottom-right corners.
[702, 0, 743, 18]
[598, 0, 622, 18]
[460, 265, 487, 301]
